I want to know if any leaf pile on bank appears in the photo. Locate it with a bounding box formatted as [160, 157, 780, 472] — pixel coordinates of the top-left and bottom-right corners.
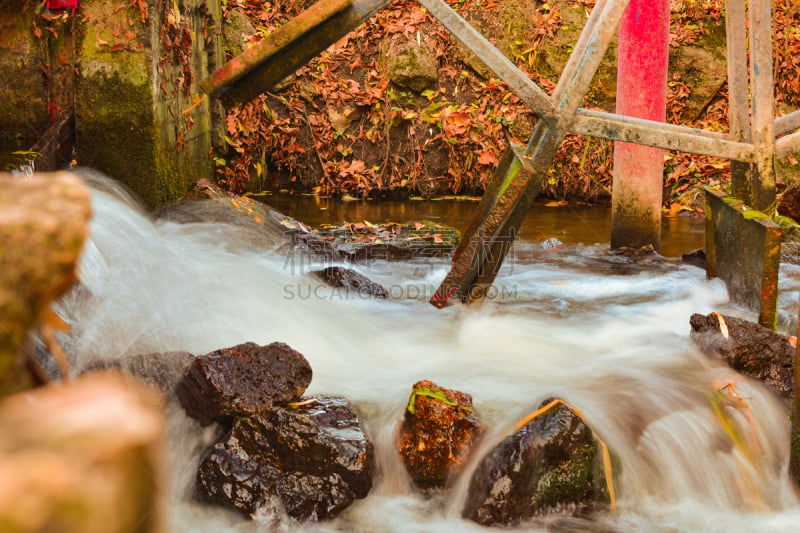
[216, 0, 800, 207]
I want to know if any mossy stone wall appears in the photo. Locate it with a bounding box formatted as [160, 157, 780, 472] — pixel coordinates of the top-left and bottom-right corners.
[0, 5, 50, 146]
[76, 0, 223, 208]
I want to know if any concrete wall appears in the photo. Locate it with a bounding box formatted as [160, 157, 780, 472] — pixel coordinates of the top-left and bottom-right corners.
[0, 2, 223, 207]
[0, 4, 50, 148]
[76, 0, 224, 207]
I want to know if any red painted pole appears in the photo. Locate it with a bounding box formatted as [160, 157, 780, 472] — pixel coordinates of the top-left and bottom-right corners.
[611, 0, 671, 251]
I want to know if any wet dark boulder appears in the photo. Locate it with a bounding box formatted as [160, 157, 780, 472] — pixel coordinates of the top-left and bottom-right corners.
[463, 400, 608, 526]
[398, 380, 483, 490]
[681, 248, 706, 269]
[177, 342, 312, 425]
[311, 266, 388, 299]
[690, 312, 794, 401]
[778, 184, 800, 224]
[197, 396, 375, 521]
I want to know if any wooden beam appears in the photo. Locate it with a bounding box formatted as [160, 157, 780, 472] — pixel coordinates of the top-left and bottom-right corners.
[726, 0, 756, 204]
[551, 0, 609, 103]
[570, 108, 756, 162]
[201, 0, 390, 107]
[777, 129, 800, 159]
[775, 110, 800, 136]
[748, 0, 776, 211]
[430, 0, 632, 307]
[554, 0, 630, 124]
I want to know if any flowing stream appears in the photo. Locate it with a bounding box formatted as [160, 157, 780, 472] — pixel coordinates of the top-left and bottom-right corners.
[56, 172, 800, 532]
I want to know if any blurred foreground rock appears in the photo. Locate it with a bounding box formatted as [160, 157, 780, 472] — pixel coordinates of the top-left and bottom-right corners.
[0, 171, 91, 395]
[197, 396, 374, 521]
[463, 400, 610, 526]
[0, 373, 165, 532]
[398, 380, 483, 490]
[177, 342, 312, 425]
[690, 312, 794, 401]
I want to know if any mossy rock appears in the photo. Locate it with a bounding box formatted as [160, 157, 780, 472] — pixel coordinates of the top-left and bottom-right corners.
[384, 42, 438, 93]
[463, 401, 610, 526]
[223, 8, 256, 57]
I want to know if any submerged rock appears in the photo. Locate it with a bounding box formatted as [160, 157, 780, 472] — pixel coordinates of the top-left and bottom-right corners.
[197, 396, 375, 521]
[463, 400, 608, 526]
[288, 219, 460, 262]
[778, 184, 800, 224]
[311, 266, 388, 299]
[398, 380, 483, 490]
[83, 351, 195, 403]
[681, 248, 706, 269]
[690, 312, 794, 401]
[177, 342, 312, 425]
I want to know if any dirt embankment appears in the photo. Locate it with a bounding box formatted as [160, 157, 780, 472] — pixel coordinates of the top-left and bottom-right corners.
[216, 0, 800, 207]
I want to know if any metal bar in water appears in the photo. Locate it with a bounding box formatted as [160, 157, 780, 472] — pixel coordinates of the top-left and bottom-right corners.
[431, 124, 557, 307]
[417, 0, 557, 123]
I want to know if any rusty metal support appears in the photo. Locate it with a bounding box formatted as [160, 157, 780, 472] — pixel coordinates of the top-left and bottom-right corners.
[431, 137, 546, 306]
[200, 0, 391, 107]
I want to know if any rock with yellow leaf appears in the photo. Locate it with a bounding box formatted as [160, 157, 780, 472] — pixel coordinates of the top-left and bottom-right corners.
[398, 380, 483, 490]
[463, 400, 610, 525]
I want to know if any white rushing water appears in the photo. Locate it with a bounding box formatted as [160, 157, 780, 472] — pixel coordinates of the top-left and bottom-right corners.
[57, 172, 800, 532]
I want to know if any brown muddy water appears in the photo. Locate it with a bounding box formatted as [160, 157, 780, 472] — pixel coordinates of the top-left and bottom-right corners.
[260, 193, 706, 258]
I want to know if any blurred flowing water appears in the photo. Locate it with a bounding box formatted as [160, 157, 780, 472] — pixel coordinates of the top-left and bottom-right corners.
[56, 172, 800, 532]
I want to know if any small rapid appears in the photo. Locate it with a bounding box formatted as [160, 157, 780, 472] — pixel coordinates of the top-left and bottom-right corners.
[55, 172, 800, 532]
